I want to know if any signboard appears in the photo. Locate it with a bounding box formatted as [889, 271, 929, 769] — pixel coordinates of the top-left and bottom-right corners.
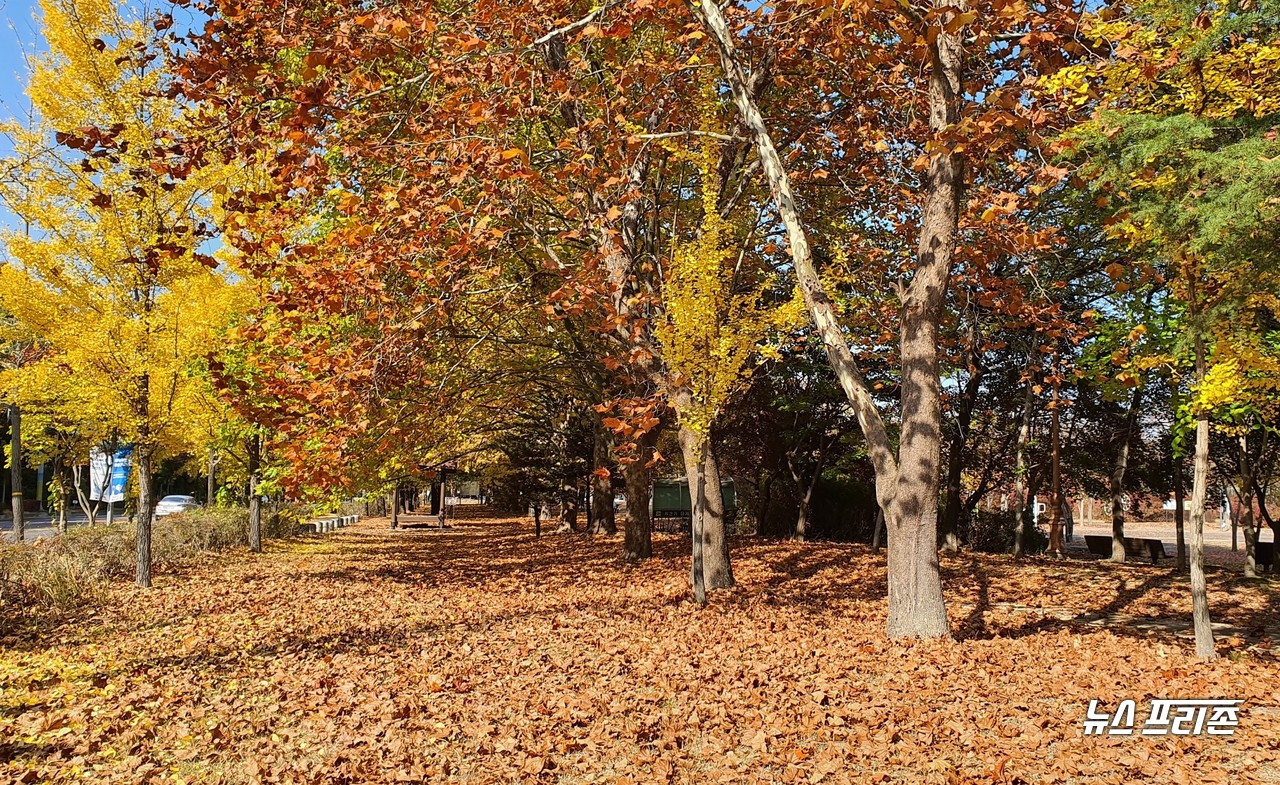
[89, 445, 133, 503]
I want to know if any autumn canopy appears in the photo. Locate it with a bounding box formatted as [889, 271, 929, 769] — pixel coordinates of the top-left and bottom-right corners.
[1, 0, 1279, 778]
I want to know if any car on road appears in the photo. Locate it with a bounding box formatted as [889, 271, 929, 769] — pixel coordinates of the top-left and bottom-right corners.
[154, 495, 199, 518]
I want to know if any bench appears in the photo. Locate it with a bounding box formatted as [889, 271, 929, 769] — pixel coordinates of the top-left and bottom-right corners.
[1084, 535, 1168, 565]
[1256, 540, 1274, 572]
[652, 510, 738, 535]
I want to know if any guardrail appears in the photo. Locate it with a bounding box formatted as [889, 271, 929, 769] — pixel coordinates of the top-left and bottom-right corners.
[302, 514, 360, 534]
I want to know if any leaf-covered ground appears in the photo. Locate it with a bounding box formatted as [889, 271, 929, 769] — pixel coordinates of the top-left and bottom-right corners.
[2, 516, 1278, 784]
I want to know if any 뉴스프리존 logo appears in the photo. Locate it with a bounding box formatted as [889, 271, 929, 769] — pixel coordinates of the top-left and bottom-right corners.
[1084, 699, 1242, 736]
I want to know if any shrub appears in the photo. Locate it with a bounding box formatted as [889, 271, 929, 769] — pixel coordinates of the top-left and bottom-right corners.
[0, 503, 309, 615]
[154, 507, 250, 557]
[966, 510, 1048, 554]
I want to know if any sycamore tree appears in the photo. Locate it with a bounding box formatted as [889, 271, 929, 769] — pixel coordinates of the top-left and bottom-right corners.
[0, 0, 235, 586]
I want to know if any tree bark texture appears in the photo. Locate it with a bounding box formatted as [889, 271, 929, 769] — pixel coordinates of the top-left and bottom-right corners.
[136, 448, 155, 588]
[696, 0, 964, 639]
[622, 428, 657, 561]
[1013, 358, 1037, 557]
[8, 404, 23, 542]
[590, 424, 616, 535]
[1188, 332, 1216, 659]
[134, 373, 154, 588]
[248, 435, 262, 552]
[679, 424, 734, 597]
[1108, 387, 1142, 562]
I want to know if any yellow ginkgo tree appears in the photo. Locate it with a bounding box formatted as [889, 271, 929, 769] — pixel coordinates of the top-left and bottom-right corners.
[0, 0, 237, 586]
[656, 117, 799, 604]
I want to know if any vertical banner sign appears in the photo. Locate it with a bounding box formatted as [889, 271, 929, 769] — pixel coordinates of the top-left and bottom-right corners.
[89, 445, 133, 503]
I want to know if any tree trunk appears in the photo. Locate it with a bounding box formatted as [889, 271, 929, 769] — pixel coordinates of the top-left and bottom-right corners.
[133, 370, 155, 588]
[206, 447, 216, 507]
[787, 440, 828, 543]
[1110, 387, 1143, 563]
[685, 430, 708, 606]
[8, 404, 23, 542]
[871, 508, 885, 551]
[247, 436, 262, 552]
[884, 0, 965, 640]
[696, 0, 965, 639]
[1238, 435, 1258, 578]
[1013, 362, 1036, 557]
[1048, 383, 1064, 555]
[941, 336, 983, 552]
[1188, 331, 1215, 659]
[136, 448, 155, 588]
[622, 427, 657, 561]
[590, 424, 616, 534]
[679, 426, 734, 602]
[390, 486, 399, 529]
[56, 462, 68, 534]
[558, 480, 579, 533]
[1174, 456, 1187, 573]
[71, 464, 99, 526]
[793, 454, 823, 542]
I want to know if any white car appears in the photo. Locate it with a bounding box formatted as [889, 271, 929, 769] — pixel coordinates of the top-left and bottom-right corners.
[154, 495, 199, 518]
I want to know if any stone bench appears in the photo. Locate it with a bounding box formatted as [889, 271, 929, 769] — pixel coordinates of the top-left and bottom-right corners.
[304, 514, 360, 534]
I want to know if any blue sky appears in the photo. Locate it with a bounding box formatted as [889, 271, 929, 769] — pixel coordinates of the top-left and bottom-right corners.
[0, 0, 43, 235]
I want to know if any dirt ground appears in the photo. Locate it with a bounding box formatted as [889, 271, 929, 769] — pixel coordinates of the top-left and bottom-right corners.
[2, 516, 1277, 784]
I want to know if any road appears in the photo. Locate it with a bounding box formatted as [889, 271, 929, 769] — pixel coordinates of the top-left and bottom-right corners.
[1071, 517, 1267, 549]
[0, 511, 101, 543]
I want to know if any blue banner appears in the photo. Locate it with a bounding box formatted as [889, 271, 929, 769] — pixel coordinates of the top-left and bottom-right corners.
[89, 445, 133, 503]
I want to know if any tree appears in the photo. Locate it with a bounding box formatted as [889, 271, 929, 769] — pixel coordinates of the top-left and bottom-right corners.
[0, 0, 234, 586]
[1063, 0, 1280, 657]
[694, 0, 1085, 636]
[654, 123, 793, 600]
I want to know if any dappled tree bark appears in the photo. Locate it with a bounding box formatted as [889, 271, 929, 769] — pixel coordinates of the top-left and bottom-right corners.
[1237, 434, 1258, 577]
[1110, 387, 1143, 562]
[135, 375, 154, 588]
[1189, 331, 1216, 659]
[136, 448, 155, 588]
[696, 0, 965, 639]
[1048, 383, 1064, 555]
[590, 424, 616, 535]
[679, 425, 734, 602]
[1013, 359, 1037, 557]
[558, 483, 580, 533]
[248, 435, 262, 552]
[622, 428, 658, 561]
[8, 404, 23, 542]
[881, 0, 965, 639]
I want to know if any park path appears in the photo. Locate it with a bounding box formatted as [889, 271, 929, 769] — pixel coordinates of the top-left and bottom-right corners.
[2, 516, 1277, 784]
